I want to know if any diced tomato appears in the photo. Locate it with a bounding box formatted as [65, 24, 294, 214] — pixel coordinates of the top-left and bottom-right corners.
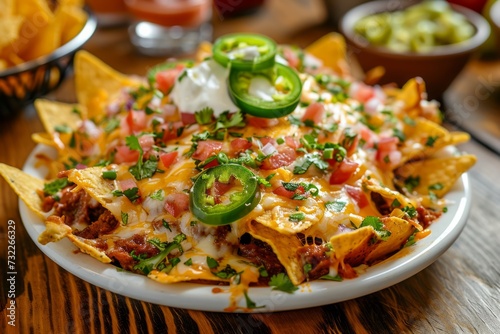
[273, 186, 295, 198]
[230, 138, 252, 154]
[272, 185, 305, 199]
[119, 178, 137, 191]
[261, 146, 296, 170]
[159, 151, 178, 169]
[377, 136, 398, 152]
[282, 47, 300, 70]
[376, 136, 401, 169]
[352, 82, 376, 104]
[247, 116, 280, 128]
[155, 65, 185, 93]
[285, 136, 300, 149]
[338, 263, 358, 279]
[359, 126, 375, 149]
[161, 121, 184, 141]
[181, 112, 196, 125]
[301, 102, 325, 125]
[340, 130, 359, 157]
[344, 185, 368, 208]
[139, 135, 155, 152]
[259, 137, 277, 147]
[192, 140, 223, 161]
[164, 193, 190, 218]
[329, 159, 359, 185]
[126, 110, 147, 134]
[202, 159, 219, 169]
[208, 179, 235, 204]
[114, 145, 140, 164]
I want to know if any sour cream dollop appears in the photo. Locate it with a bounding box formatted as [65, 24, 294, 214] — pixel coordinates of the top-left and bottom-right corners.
[170, 59, 239, 117]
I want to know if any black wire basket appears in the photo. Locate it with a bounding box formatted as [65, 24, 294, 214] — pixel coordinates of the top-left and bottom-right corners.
[0, 10, 97, 118]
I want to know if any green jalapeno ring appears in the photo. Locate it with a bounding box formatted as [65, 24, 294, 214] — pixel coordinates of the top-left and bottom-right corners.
[228, 63, 302, 118]
[190, 164, 261, 226]
[212, 33, 277, 71]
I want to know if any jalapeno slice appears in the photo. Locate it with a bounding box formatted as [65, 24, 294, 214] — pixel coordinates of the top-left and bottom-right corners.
[228, 63, 302, 118]
[190, 164, 261, 226]
[212, 33, 277, 71]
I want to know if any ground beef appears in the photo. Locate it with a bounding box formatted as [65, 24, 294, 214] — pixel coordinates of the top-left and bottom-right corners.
[297, 244, 331, 280]
[417, 206, 442, 228]
[213, 225, 231, 248]
[371, 192, 391, 215]
[238, 233, 285, 284]
[74, 211, 119, 239]
[52, 187, 106, 227]
[108, 234, 160, 271]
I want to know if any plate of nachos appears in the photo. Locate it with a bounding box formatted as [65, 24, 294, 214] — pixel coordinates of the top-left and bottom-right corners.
[1, 33, 475, 312]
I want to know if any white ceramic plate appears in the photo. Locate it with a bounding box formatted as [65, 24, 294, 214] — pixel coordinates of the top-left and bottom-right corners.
[20, 144, 471, 312]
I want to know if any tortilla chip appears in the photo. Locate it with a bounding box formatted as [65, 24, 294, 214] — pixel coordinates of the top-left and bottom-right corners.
[59, 5, 87, 44]
[329, 227, 376, 265]
[67, 167, 115, 208]
[363, 177, 415, 213]
[247, 221, 305, 285]
[365, 217, 414, 263]
[38, 215, 72, 244]
[67, 234, 112, 263]
[399, 117, 471, 166]
[35, 99, 85, 134]
[394, 155, 476, 198]
[0, 0, 14, 16]
[21, 15, 61, 60]
[74, 50, 140, 119]
[0, 16, 24, 51]
[254, 197, 322, 235]
[305, 32, 349, 75]
[0, 163, 45, 218]
[31, 132, 57, 147]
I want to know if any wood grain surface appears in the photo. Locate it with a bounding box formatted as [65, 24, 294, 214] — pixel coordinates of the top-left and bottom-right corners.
[2, 2, 500, 333]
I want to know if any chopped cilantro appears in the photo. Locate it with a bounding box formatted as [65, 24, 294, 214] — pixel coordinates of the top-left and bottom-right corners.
[289, 212, 305, 222]
[150, 189, 164, 200]
[404, 176, 420, 193]
[121, 211, 129, 225]
[320, 274, 343, 281]
[54, 124, 72, 133]
[360, 216, 391, 241]
[133, 233, 186, 275]
[404, 234, 416, 247]
[259, 267, 268, 278]
[403, 116, 416, 126]
[43, 178, 69, 196]
[206, 256, 218, 269]
[104, 118, 120, 133]
[428, 183, 444, 191]
[126, 135, 159, 180]
[391, 198, 401, 208]
[269, 273, 298, 293]
[113, 187, 141, 203]
[293, 152, 328, 174]
[402, 205, 417, 218]
[303, 263, 312, 277]
[195, 107, 214, 125]
[244, 290, 264, 309]
[184, 258, 193, 266]
[325, 200, 347, 212]
[425, 136, 439, 147]
[162, 219, 172, 231]
[392, 128, 406, 142]
[213, 264, 238, 279]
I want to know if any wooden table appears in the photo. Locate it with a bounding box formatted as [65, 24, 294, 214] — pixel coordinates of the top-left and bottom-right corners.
[2, 5, 500, 333]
